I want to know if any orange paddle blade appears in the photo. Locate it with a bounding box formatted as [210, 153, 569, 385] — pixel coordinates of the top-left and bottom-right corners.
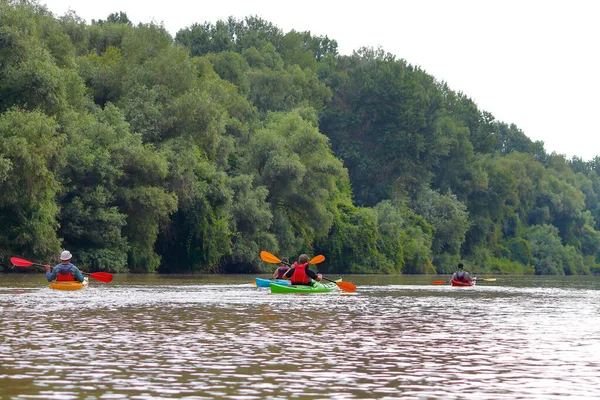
[432, 280, 449, 285]
[336, 281, 356, 292]
[260, 251, 281, 264]
[309, 255, 325, 264]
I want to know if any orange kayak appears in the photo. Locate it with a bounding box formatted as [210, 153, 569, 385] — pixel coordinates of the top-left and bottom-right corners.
[49, 277, 89, 291]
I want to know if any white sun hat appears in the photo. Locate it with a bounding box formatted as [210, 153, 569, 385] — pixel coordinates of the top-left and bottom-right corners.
[60, 250, 72, 261]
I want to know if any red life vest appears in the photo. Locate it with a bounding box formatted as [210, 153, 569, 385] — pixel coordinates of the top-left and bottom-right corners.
[275, 266, 289, 278]
[290, 262, 309, 285]
[56, 264, 76, 281]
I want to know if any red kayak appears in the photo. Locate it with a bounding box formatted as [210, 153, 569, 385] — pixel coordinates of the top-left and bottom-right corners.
[451, 279, 475, 287]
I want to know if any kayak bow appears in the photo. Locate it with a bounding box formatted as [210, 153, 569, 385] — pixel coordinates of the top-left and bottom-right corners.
[255, 277, 290, 287]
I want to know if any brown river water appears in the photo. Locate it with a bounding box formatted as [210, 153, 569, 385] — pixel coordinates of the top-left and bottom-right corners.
[1, 274, 599, 399]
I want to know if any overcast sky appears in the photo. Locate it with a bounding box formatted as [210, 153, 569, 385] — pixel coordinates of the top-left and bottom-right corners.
[40, 0, 600, 160]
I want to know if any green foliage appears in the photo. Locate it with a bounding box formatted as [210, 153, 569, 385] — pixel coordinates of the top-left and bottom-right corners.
[0, 109, 64, 259]
[507, 238, 532, 265]
[225, 174, 277, 272]
[242, 43, 284, 70]
[484, 257, 533, 275]
[2, 3, 600, 275]
[155, 137, 232, 272]
[247, 65, 331, 114]
[319, 201, 390, 274]
[399, 212, 435, 274]
[412, 188, 470, 258]
[205, 51, 250, 94]
[525, 224, 588, 275]
[78, 46, 123, 106]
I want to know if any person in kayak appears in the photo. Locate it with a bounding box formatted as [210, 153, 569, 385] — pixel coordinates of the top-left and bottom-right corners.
[451, 263, 473, 284]
[272, 257, 290, 279]
[45, 250, 85, 282]
[282, 254, 323, 286]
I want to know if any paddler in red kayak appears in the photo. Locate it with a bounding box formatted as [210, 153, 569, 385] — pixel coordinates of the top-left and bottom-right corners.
[45, 250, 85, 283]
[282, 254, 323, 286]
[272, 257, 290, 279]
[451, 263, 473, 284]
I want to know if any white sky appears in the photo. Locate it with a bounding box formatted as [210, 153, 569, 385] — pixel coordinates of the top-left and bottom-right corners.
[40, 0, 600, 160]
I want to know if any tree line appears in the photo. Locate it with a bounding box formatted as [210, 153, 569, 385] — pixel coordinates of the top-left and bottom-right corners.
[1, 1, 600, 275]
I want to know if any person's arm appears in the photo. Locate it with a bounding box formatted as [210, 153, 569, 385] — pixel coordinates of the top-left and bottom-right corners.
[282, 268, 294, 279]
[45, 265, 57, 282]
[272, 269, 279, 278]
[72, 266, 85, 282]
[306, 268, 322, 281]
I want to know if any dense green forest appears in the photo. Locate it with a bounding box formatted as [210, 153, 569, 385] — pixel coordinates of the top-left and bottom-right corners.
[2, 1, 600, 275]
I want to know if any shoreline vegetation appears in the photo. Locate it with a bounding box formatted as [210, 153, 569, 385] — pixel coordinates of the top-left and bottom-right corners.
[1, 2, 600, 277]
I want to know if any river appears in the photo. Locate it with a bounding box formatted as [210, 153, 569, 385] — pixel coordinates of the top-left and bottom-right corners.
[1, 274, 599, 399]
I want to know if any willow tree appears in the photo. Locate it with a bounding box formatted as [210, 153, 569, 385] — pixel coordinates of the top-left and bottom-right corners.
[0, 109, 64, 261]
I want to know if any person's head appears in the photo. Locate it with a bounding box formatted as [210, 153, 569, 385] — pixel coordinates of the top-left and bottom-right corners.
[281, 257, 289, 266]
[298, 254, 309, 264]
[60, 250, 72, 262]
[457, 263, 464, 270]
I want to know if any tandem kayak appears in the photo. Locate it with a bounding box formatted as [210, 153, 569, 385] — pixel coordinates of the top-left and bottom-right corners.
[451, 279, 475, 287]
[255, 277, 290, 287]
[49, 277, 89, 291]
[270, 278, 341, 294]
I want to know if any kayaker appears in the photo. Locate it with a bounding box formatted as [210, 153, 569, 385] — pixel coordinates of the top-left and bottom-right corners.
[272, 257, 290, 279]
[45, 250, 85, 283]
[451, 263, 473, 283]
[282, 254, 322, 286]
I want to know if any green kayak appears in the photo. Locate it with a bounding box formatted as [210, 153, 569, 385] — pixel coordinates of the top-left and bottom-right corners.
[269, 279, 341, 294]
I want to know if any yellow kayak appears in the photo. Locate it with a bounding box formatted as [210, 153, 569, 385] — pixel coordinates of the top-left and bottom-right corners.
[49, 277, 89, 291]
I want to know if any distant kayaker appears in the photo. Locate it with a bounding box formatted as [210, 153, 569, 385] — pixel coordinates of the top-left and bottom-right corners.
[45, 250, 85, 282]
[272, 257, 290, 279]
[282, 254, 323, 286]
[451, 263, 473, 283]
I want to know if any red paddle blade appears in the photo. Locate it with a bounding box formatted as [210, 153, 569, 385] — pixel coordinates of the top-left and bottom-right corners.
[309, 255, 325, 264]
[88, 272, 113, 283]
[260, 251, 281, 264]
[10, 257, 35, 267]
[432, 280, 448, 285]
[336, 281, 356, 292]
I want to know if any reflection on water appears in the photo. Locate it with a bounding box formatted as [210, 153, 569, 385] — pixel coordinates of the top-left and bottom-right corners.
[1, 274, 600, 399]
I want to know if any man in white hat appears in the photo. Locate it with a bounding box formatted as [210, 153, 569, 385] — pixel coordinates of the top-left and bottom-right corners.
[45, 250, 84, 282]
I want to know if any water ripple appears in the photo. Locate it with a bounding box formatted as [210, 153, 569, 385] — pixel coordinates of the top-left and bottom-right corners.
[1, 275, 599, 398]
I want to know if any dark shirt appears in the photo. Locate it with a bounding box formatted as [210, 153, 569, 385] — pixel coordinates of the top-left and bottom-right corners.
[452, 270, 472, 282]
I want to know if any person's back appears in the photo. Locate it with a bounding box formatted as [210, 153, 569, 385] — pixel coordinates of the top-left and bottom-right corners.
[283, 254, 322, 286]
[272, 257, 290, 279]
[451, 263, 472, 283]
[45, 250, 84, 282]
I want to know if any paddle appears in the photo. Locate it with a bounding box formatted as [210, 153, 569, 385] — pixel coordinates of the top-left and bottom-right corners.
[259, 251, 356, 292]
[10, 257, 113, 283]
[431, 277, 496, 285]
[260, 251, 324, 266]
[321, 276, 356, 293]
